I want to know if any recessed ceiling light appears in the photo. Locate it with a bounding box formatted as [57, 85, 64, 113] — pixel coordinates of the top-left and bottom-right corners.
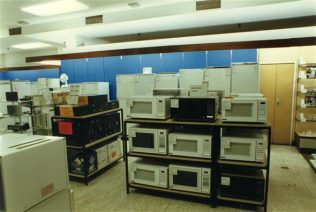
[21, 0, 89, 16]
[11, 42, 52, 49]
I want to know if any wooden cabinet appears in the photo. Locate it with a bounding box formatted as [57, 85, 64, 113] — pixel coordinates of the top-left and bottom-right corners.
[260, 63, 295, 144]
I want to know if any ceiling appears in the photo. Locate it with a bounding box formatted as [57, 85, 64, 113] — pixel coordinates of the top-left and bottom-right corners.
[0, 0, 315, 66]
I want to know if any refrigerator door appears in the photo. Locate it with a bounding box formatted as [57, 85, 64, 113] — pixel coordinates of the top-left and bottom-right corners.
[116, 75, 136, 99]
[179, 69, 204, 90]
[135, 74, 156, 96]
[27, 188, 75, 212]
[204, 68, 231, 96]
[156, 73, 178, 88]
[231, 64, 260, 94]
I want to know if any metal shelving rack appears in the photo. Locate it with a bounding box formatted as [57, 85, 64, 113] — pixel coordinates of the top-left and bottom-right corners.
[52, 108, 123, 185]
[122, 118, 271, 211]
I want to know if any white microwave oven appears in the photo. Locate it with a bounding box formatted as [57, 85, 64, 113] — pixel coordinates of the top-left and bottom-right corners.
[127, 96, 171, 119]
[169, 164, 211, 194]
[168, 133, 212, 159]
[130, 159, 168, 188]
[220, 131, 267, 162]
[0, 134, 69, 212]
[221, 96, 267, 123]
[128, 126, 168, 154]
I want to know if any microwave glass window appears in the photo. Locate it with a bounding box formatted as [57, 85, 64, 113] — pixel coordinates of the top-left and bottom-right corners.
[174, 139, 197, 152]
[227, 103, 252, 117]
[135, 168, 155, 182]
[0, 161, 4, 211]
[225, 143, 250, 156]
[131, 102, 153, 114]
[173, 171, 198, 187]
[132, 133, 154, 148]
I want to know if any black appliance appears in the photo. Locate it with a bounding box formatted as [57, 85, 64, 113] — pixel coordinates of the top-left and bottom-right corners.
[170, 97, 217, 122]
[5, 92, 18, 102]
[220, 168, 265, 202]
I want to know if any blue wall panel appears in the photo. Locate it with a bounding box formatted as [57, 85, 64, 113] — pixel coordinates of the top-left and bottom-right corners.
[2, 69, 59, 81]
[232, 49, 257, 63]
[207, 50, 231, 67]
[161, 52, 184, 72]
[140, 54, 161, 73]
[103, 56, 123, 100]
[183, 51, 206, 69]
[87, 57, 105, 82]
[0, 72, 7, 80]
[60, 59, 75, 83]
[121, 55, 141, 74]
[74, 59, 88, 82]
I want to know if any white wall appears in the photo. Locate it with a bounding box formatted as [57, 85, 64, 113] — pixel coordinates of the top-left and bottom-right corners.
[258, 46, 316, 64]
[3, 48, 59, 67]
[0, 53, 4, 67]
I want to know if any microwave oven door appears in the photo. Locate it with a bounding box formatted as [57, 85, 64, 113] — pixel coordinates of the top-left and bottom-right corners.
[130, 164, 162, 187]
[221, 138, 256, 162]
[129, 128, 158, 154]
[169, 165, 201, 193]
[169, 134, 211, 158]
[129, 99, 157, 119]
[222, 100, 257, 122]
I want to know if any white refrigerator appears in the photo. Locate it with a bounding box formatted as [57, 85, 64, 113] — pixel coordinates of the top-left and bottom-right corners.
[231, 63, 260, 94]
[204, 67, 231, 96]
[179, 69, 204, 90]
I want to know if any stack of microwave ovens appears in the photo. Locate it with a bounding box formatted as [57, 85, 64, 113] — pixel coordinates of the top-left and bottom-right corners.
[128, 125, 212, 194]
[218, 94, 268, 203]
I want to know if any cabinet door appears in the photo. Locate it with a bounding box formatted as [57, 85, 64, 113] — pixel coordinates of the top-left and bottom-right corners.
[260, 64, 277, 139]
[273, 64, 295, 144]
[260, 64, 294, 144]
[231, 64, 259, 94]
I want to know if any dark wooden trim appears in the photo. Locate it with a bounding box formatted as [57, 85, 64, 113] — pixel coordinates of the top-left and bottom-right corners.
[26, 37, 316, 62]
[0, 65, 60, 72]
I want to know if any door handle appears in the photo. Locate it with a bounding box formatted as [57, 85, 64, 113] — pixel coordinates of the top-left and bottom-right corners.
[276, 98, 280, 105]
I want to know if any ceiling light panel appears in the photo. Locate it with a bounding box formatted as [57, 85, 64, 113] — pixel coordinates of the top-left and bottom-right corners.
[12, 42, 52, 49]
[21, 0, 89, 16]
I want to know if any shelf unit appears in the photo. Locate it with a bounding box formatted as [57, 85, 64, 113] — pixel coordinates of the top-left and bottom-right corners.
[52, 108, 123, 185]
[123, 118, 218, 206]
[216, 122, 271, 211]
[122, 118, 271, 211]
[295, 63, 316, 151]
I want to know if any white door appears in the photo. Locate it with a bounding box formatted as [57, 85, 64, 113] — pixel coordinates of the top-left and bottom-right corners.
[135, 74, 156, 96]
[116, 75, 136, 98]
[155, 73, 178, 88]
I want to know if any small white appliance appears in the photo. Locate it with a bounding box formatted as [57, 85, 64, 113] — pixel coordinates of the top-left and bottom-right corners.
[168, 133, 212, 158]
[129, 159, 168, 188]
[128, 126, 168, 154]
[221, 95, 268, 123]
[0, 134, 69, 212]
[153, 88, 189, 97]
[126, 96, 171, 119]
[169, 164, 211, 194]
[220, 129, 267, 162]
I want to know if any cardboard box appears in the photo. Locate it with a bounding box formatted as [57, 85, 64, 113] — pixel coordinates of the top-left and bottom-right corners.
[54, 105, 92, 117]
[52, 92, 69, 105]
[107, 139, 122, 163]
[95, 145, 109, 169]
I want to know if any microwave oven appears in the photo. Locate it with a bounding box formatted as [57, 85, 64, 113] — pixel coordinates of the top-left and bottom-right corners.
[127, 96, 171, 119]
[220, 168, 265, 201]
[220, 129, 267, 162]
[170, 97, 218, 122]
[128, 126, 169, 155]
[169, 164, 211, 194]
[221, 96, 268, 123]
[129, 159, 168, 188]
[169, 133, 212, 159]
[0, 134, 69, 212]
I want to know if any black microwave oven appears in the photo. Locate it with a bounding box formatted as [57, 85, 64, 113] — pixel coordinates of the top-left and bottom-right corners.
[219, 168, 265, 202]
[170, 97, 218, 122]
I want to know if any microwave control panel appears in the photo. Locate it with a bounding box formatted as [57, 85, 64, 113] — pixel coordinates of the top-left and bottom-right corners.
[159, 168, 168, 187]
[255, 140, 266, 162]
[257, 100, 268, 123]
